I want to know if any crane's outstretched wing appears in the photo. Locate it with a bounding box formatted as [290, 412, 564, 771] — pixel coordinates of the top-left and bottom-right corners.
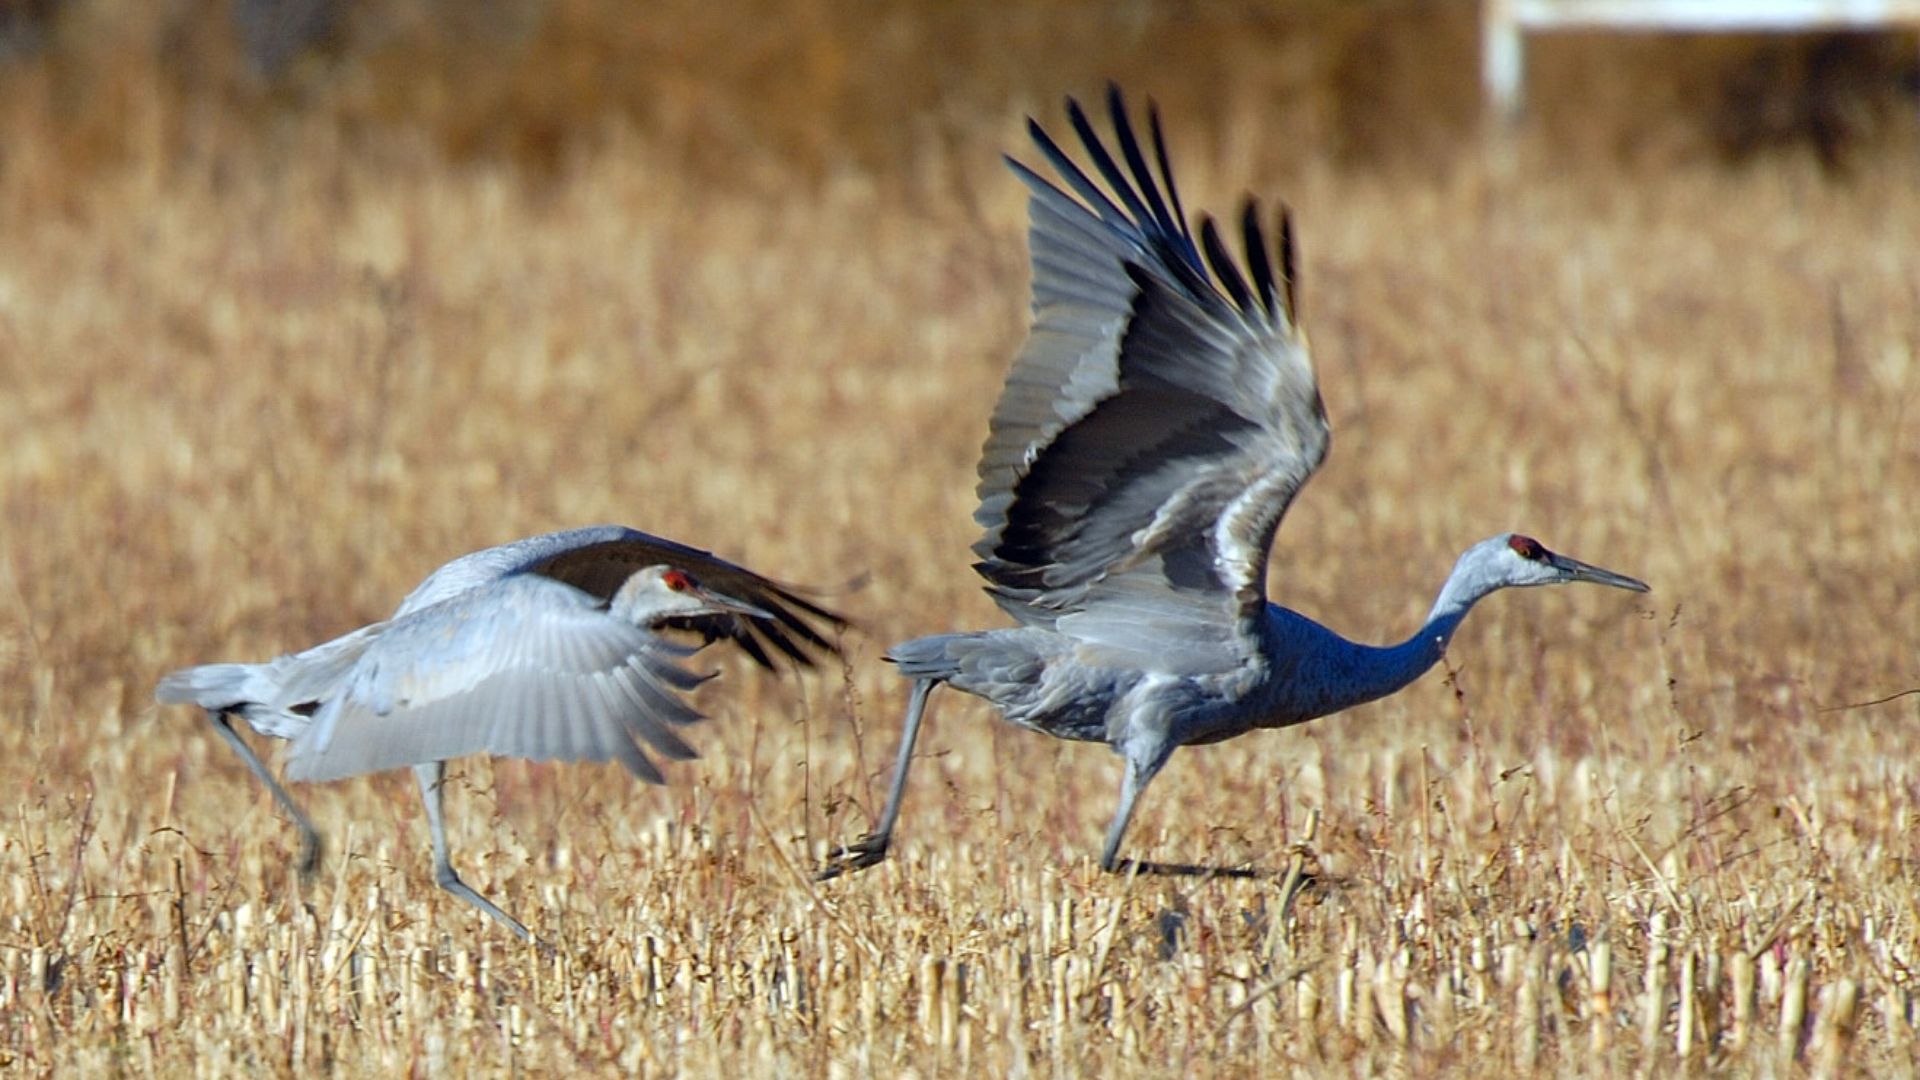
[395, 525, 847, 669]
[285, 575, 712, 784]
[972, 86, 1328, 628]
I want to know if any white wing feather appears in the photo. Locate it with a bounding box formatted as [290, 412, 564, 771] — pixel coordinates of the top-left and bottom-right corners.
[285, 575, 705, 784]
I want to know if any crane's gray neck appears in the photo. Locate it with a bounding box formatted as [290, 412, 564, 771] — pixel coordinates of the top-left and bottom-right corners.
[1261, 563, 1495, 724]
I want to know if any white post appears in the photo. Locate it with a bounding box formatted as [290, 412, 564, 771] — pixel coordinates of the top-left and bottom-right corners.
[1483, 0, 1526, 122]
[1482, 0, 1920, 122]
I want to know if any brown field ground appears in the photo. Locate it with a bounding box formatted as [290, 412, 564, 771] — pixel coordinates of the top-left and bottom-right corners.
[2, 1, 1918, 1074]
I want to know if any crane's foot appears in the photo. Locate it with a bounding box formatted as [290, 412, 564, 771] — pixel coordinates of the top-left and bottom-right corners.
[295, 830, 324, 881]
[435, 865, 535, 942]
[815, 833, 891, 881]
[1105, 857, 1262, 879]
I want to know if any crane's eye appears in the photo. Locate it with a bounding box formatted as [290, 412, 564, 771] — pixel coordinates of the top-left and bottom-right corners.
[1507, 535, 1546, 561]
[663, 570, 693, 592]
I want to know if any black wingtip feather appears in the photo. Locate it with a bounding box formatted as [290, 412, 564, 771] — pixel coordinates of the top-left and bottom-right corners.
[660, 584, 848, 672]
[1105, 86, 1178, 243]
[1241, 200, 1277, 320]
[735, 624, 779, 669]
[764, 591, 847, 648]
[1025, 114, 1125, 225]
[1278, 208, 1298, 321]
[1199, 216, 1255, 314]
[1146, 102, 1199, 262]
[748, 600, 843, 669]
[1067, 94, 1154, 229]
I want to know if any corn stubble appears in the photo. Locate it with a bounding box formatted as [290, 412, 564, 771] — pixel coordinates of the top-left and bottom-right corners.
[1, 5, 1917, 1075]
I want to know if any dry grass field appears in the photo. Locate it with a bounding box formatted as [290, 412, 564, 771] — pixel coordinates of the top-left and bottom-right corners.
[2, 1, 1919, 1074]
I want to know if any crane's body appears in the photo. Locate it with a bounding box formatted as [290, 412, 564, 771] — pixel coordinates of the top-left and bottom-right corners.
[158, 525, 843, 939]
[818, 89, 1648, 879]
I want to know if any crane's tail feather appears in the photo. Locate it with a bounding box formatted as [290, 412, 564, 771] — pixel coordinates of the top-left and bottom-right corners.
[154, 624, 382, 740]
[155, 662, 317, 741]
[884, 636, 965, 682]
[155, 663, 266, 709]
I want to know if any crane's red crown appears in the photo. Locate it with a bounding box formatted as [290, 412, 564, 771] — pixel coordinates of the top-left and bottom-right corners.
[1507, 535, 1547, 561]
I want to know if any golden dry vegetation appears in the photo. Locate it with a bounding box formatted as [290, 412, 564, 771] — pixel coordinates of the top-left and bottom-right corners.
[2, 1, 1918, 1074]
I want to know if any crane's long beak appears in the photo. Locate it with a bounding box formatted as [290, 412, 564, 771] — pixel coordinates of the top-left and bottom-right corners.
[694, 585, 776, 621]
[1548, 551, 1651, 593]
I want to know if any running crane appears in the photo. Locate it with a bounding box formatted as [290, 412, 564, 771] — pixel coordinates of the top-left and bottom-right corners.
[158, 525, 843, 939]
[818, 88, 1648, 879]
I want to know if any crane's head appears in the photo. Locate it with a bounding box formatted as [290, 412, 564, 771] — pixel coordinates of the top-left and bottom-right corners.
[612, 566, 775, 626]
[1462, 534, 1650, 595]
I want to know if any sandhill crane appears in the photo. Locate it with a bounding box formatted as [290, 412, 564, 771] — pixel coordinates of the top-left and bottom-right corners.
[157, 525, 844, 939]
[816, 88, 1648, 880]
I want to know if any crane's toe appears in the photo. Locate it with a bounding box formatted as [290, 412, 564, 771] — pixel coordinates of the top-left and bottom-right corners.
[815, 833, 891, 881]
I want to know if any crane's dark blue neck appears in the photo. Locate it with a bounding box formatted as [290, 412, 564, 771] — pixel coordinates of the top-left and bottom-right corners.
[1257, 581, 1481, 725]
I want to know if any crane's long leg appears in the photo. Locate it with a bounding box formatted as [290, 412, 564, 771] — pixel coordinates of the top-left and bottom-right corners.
[414, 762, 531, 941]
[816, 677, 938, 881]
[1097, 744, 1256, 877]
[207, 709, 323, 877]
[1098, 742, 1175, 873]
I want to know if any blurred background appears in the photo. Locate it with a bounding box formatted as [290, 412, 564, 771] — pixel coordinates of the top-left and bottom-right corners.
[2, 0, 1917, 195]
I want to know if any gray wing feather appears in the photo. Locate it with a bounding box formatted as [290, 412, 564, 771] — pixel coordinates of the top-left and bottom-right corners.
[972, 90, 1327, 629]
[284, 576, 711, 784]
[974, 172, 1139, 529]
